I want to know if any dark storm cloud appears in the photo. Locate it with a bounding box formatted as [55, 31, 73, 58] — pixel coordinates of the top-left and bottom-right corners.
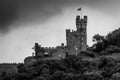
[0, 0, 116, 33]
[0, 0, 18, 33]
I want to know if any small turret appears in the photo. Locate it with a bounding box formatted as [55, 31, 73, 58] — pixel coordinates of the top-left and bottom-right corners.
[84, 16, 87, 23]
[75, 15, 87, 31]
[76, 15, 80, 30]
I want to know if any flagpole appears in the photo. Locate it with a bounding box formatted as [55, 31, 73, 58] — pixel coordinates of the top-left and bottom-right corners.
[81, 8, 82, 19]
[77, 7, 82, 19]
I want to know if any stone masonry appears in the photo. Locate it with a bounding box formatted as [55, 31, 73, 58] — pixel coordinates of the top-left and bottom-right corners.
[66, 15, 87, 55]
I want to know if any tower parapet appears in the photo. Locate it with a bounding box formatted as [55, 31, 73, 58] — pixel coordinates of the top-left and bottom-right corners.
[76, 15, 87, 31]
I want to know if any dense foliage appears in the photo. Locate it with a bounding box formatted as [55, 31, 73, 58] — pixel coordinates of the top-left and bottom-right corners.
[1, 55, 120, 80]
[92, 28, 120, 54]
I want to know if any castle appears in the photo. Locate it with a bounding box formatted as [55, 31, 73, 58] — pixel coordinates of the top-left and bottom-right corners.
[32, 14, 87, 59]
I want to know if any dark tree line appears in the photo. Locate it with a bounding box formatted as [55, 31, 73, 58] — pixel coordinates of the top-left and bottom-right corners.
[1, 55, 120, 80]
[92, 28, 120, 54]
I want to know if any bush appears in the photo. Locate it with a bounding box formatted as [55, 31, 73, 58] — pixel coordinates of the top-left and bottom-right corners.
[100, 45, 120, 55]
[81, 51, 96, 58]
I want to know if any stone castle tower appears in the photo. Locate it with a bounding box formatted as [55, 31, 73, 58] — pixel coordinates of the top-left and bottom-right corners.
[66, 15, 87, 55]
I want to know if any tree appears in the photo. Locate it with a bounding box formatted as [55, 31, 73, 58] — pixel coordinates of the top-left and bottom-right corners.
[92, 28, 120, 53]
[93, 34, 105, 43]
[106, 28, 120, 46]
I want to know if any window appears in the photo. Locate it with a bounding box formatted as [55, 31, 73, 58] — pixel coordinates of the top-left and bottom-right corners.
[44, 52, 48, 54]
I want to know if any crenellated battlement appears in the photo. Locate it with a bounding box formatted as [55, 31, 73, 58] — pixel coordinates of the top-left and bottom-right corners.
[40, 44, 65, 51]
[42, 47, 55, 50]
[66, 29, 77, 35]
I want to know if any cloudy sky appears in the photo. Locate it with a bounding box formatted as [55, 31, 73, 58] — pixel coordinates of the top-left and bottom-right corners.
[0, 0, 120, 63]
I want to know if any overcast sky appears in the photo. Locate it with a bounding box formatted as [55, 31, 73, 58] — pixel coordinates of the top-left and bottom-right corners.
[0, 0, 120, 63]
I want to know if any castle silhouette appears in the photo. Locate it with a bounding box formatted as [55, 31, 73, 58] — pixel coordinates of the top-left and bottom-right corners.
[31, 14, 87, 59]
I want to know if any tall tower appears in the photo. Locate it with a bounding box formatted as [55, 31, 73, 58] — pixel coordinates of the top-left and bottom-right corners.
[66, 15, 87, 55]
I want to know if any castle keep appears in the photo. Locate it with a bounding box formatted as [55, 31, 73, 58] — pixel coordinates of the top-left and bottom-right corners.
[32, 14, 87, 59]
[66, 15, 87, 55]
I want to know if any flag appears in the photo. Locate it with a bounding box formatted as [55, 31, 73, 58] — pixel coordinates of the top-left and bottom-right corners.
[77, 8, 82, 11]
